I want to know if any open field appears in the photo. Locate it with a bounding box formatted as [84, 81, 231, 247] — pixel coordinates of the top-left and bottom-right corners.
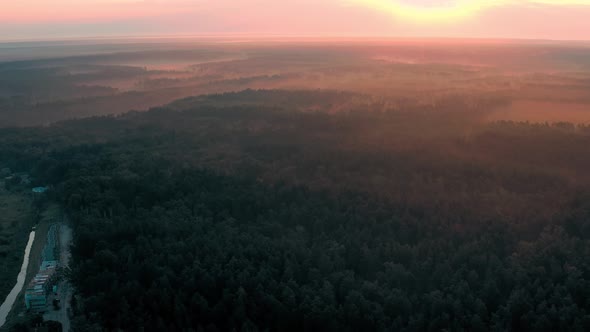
[0, 184, 33, 305]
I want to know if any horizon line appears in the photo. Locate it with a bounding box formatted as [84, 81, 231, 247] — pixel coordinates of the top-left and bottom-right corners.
[2, 33, 590, 45]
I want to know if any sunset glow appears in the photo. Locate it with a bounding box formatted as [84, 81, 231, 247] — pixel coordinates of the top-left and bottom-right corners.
[349, 0, 496, 22]
[350, 0, 590, 23]
[3, 0, 590, 329]
[1, 0, 590, 40]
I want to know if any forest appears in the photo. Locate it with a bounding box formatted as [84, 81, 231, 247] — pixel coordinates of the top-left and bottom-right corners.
[1, 88, 590, 331]
[2, 40, 590, 127]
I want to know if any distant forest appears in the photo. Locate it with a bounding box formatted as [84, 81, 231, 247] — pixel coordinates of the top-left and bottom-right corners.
[2, 41, 590, 127]
[1, 90, 590, 331]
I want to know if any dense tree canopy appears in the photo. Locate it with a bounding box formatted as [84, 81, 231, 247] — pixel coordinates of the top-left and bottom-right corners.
[1, 90, 590, 331]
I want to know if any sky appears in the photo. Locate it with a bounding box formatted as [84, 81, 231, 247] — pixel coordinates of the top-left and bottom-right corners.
[1, 0, 590, 41]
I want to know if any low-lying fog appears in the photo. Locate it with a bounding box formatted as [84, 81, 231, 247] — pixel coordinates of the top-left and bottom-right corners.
[1, 39, 589, 126]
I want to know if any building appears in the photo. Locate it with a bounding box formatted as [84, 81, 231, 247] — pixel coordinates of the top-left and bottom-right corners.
[24, 262, 57, 312]
[24, 224, 60, 312]
[32, 186, 48, 194]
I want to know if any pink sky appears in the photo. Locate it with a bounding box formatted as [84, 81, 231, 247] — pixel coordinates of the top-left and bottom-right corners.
[1, 0, 590, 41]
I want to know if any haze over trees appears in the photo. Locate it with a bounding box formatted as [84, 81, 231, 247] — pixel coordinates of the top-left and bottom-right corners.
[1, 40, 590, 331]
[2, 40, 590, 127]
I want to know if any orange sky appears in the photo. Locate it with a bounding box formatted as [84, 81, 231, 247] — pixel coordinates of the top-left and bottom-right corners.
[1, 0, 590, 41]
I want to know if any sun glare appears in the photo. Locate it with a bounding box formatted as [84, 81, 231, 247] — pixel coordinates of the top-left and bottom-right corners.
[350, 0, 590, 23]
[350, 0, 503, 23]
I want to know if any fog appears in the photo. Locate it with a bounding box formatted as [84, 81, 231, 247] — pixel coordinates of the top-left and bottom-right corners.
[1, 39, 589, 127]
